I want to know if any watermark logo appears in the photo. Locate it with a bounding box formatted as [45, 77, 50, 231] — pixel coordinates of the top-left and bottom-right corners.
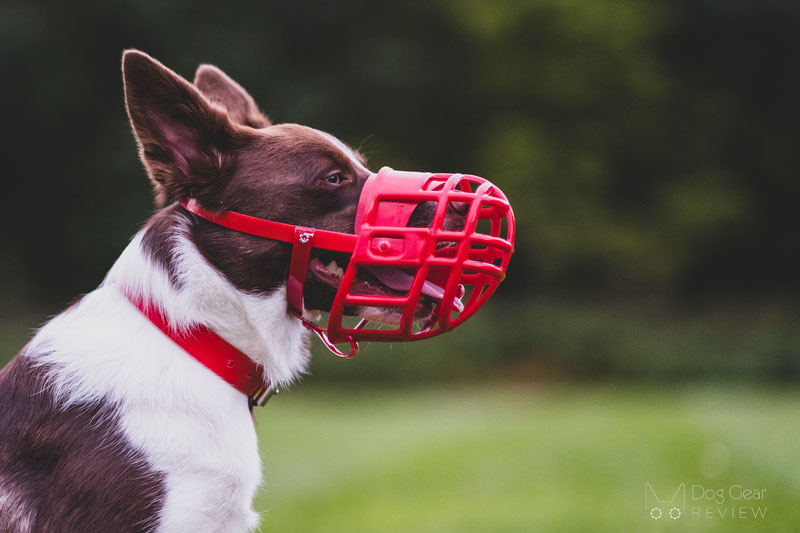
[645, 483, 767, 521]
[645, 483, 684, 520]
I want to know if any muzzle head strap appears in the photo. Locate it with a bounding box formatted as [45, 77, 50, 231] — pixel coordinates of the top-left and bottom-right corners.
[179, 167, 515, 355]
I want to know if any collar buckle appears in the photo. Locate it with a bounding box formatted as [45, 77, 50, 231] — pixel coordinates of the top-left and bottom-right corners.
[251, 384, 279, 407]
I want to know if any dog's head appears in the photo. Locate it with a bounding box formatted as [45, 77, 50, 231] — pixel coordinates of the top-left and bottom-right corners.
[123, 50, 464, 320]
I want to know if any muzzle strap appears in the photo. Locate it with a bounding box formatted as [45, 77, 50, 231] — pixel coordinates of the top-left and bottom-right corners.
[286, 227, 315, 315]
[178, 165, 515, 353]
[283, 227, 362, 357]
[181, 199, 364, 358]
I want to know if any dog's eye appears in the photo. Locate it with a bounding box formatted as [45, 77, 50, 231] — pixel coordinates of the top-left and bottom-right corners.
[324, 173, 344, 185]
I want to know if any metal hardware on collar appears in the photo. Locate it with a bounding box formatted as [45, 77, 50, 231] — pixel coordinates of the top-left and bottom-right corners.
[251, 384, 279, 407]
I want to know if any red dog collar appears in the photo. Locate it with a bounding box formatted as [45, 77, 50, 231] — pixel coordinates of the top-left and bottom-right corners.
[124, 293, 275, 406]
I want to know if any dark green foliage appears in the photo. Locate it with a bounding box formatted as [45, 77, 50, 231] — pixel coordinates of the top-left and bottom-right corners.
[1, 0, 797, 377]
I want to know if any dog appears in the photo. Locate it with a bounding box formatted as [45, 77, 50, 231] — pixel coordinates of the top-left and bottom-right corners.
[0, 49, 397, 532]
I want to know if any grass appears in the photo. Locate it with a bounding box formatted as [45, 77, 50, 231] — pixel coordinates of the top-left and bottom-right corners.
[3, 304, 799, 530]
[254, 383, 800, 532]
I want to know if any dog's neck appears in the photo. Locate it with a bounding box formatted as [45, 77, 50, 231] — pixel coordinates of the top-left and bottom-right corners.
[104, 207, 311, 388]
[19, 206, 278, 531]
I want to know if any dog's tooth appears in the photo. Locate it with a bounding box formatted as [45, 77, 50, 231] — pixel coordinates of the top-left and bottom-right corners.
[335, 267, 344, 278]
[326, 260, 338, 273]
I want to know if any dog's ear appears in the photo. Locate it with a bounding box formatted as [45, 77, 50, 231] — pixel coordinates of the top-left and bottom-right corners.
[122, 49, 238, 207]
[194, 65, 270, 129]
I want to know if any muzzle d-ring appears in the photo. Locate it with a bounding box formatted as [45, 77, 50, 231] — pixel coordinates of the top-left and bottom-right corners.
[291, 310, 364, 358]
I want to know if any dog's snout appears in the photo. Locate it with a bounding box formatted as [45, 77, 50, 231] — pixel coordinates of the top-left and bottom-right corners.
[443, 201, 468, 232]
[448, 201, 469, 216]
[407, 200, 469, 231]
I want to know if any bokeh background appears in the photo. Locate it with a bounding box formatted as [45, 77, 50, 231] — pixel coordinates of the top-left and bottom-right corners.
[1, 1, 798, 531]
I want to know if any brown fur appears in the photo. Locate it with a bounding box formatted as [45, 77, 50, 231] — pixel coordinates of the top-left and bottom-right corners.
[139, 203, 186, 287]
[193, 65, 270, 129]
[123, 50, 241, 208]
[0, 355, 165, 533]
[125, 50, 371, 310]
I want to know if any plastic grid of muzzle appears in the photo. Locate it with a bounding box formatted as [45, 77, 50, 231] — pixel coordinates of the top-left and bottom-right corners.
[326, 168, 515, 343]
[180, 166, 515, 355]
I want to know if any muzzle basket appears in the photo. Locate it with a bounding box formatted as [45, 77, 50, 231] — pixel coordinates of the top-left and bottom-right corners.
[326, 169, 515, 343]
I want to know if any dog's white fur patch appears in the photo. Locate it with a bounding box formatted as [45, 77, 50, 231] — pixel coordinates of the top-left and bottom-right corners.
[318, 130, 370, 175]
[25, 219, 312, 532]
[0, 479, 34, 533]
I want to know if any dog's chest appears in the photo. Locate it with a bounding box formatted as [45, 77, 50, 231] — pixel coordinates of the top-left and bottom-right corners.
[25, 286, 265, 532]
[125, 398, 262, 532]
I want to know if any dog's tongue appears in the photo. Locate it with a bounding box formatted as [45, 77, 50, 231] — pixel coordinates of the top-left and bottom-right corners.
[367, 267, 465, 313]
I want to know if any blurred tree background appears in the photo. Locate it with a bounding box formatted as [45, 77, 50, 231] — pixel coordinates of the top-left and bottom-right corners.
[1, 0, 798, 380]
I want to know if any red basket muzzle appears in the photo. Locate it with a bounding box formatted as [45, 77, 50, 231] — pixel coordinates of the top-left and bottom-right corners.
[180, 167, 515, 357]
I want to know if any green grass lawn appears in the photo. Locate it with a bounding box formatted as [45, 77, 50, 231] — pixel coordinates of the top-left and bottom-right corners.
[254, 383, 800, 532]
[3, 311, 798, 531]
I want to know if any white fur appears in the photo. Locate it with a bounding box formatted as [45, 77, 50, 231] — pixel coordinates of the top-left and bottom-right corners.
[0, 480, 34, 533]
[25, 219, 313, 532]
[319, 130, 371, 175]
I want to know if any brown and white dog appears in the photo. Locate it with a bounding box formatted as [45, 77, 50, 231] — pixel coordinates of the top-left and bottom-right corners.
[0, 50, 386, 532]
